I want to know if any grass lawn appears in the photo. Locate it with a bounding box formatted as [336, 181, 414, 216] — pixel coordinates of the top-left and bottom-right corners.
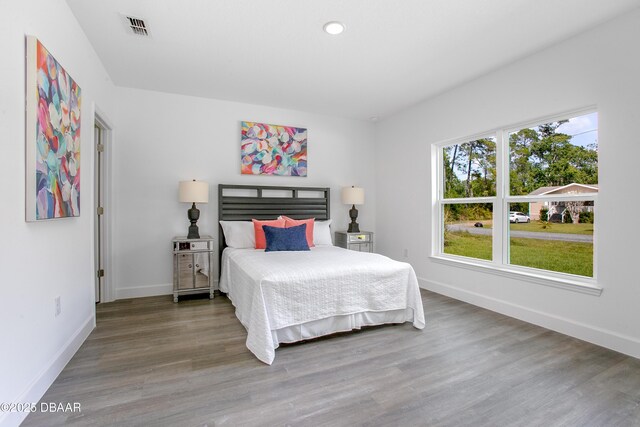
[444, 231, 492, 261]
[469, 220, 594, 235]
[509, 221, 594, 235]
[444, 231, 593, 277]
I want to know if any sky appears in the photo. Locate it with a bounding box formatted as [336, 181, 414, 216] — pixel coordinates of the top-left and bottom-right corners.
[551, 111, 598, 148]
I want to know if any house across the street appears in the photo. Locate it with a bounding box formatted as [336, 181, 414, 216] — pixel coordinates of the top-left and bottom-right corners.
[529, 183, 598, 221]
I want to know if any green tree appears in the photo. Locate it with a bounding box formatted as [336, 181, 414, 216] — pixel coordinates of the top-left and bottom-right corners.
[509, 121, 597, 195]
[509, 128, 539, 195]
[444, 139, 496, 199]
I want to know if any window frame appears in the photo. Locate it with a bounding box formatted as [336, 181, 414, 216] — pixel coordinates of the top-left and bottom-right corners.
[431, 108, 601, 295]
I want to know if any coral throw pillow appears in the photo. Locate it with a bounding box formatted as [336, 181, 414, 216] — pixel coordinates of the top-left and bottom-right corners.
[281, 216, 315, 247]
[252, 218, 286, 249]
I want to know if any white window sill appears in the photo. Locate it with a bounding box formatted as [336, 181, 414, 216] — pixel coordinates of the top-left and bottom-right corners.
[429, 255, 603, 296]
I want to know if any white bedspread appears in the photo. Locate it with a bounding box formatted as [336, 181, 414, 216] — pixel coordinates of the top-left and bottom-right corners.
[219, 246, 425, 364]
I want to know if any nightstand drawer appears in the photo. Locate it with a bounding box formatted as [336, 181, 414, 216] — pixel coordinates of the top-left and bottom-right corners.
[189, 241, 210, 250]
[335, 231, 374, 253]
[348, 234, 371, 243]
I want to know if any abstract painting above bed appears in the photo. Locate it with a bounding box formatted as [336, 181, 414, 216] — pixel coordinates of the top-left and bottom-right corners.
[241, 121, 307, 177]
[25, 36, 82, 221]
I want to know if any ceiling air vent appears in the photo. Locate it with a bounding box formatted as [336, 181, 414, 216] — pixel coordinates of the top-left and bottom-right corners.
[123, 15, 149, 36]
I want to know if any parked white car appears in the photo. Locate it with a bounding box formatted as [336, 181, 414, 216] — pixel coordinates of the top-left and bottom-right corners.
[509, 211, 530, 223]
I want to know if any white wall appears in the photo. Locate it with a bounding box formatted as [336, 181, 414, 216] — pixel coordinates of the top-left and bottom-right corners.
[375, 10, 640, 357]
[113, 88, 376, 298]
[0, 1, 117, 425]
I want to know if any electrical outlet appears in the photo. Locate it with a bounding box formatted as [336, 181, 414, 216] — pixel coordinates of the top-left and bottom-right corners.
[403, 248, 409, 258]
[55, 296, 61, 317]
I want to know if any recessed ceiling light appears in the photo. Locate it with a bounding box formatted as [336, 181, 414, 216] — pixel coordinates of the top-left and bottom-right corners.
[323, 21, 345, 35]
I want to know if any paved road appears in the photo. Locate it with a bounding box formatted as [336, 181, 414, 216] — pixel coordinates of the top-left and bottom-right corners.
[447, 224, 593, 242]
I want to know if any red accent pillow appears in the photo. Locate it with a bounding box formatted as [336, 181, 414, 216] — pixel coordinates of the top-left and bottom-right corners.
[281, 216, 315, 247]
[252, 218, 286, 249]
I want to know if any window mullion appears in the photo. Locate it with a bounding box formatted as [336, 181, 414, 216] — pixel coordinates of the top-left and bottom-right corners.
[502, 129, 511, 267]
[493, 130, 505, 266]
[433, 144, 443, 256]
[440, 196, 496, 204]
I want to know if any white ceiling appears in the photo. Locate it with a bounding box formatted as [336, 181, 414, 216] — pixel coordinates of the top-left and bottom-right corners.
[66, 0, 640, 121]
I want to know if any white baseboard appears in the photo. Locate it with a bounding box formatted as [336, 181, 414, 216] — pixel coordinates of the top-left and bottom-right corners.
[1, 315, 95, 427]
[115, 283, 172, 299]
[419, 277, 640, 360]
[115, 281, 219, 300]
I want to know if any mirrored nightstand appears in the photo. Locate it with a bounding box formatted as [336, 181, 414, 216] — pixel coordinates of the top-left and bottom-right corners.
[172, 236, 215, 302]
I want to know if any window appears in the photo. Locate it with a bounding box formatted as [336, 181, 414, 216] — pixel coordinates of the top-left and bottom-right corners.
[434, 110, 598, 287]
[442, 137, 496, 261]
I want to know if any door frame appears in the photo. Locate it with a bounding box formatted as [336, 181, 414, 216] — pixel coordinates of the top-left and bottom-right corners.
[93, 107, 115, 303]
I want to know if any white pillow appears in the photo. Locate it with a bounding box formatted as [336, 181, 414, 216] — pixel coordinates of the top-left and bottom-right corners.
[219, 220, 255, 249]
[314, 219, 333, 246]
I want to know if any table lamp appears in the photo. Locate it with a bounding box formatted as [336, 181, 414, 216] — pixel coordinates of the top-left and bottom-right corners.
[179, 180, 209, 239]
[341, 186, 365, 233]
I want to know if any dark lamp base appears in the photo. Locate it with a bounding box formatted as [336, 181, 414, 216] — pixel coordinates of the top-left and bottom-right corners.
[348, 204, 360, 233]
[187, 224, 200, 239]
[187, 202, 201, 239]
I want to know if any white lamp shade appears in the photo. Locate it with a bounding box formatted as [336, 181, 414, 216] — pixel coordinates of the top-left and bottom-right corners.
[341, 186, 365, 205]
[179, 180, 209, 203]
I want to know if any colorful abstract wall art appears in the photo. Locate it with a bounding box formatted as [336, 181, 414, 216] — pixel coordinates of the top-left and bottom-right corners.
[25, 36, 82, 221]
[241, 121, 307, 177]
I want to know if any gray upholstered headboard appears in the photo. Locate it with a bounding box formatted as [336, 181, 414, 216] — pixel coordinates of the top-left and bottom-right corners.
[218, 184, 331, 266]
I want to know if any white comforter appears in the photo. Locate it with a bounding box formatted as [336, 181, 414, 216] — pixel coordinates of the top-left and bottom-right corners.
[219, 246, 426, 364]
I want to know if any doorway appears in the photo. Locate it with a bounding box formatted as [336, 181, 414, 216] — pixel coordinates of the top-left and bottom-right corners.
[94, 114, 112, 303]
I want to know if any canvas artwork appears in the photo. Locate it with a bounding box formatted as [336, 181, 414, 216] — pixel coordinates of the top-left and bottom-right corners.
[25, 36, 82, 221]
[241, 121, 307, 176]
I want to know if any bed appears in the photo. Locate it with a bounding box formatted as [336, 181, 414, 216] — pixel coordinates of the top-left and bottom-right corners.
[218, 184, 425, 364]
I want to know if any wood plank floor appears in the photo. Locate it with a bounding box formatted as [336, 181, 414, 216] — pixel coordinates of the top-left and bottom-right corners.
[24, 290, 640, 427]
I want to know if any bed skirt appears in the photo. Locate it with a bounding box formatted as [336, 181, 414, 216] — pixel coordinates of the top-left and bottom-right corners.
[272, 308, 413, 345]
